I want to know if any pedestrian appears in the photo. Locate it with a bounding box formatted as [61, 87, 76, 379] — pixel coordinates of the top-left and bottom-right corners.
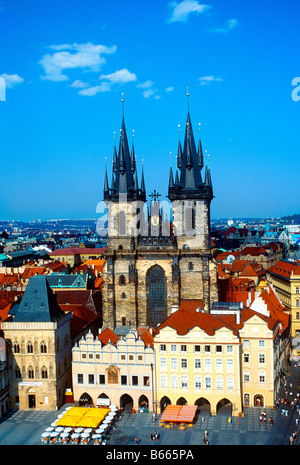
[286, 409, 289, 417]
[259, 415, 262, 424]
[296, 418, 299, 427]
[154, 431, 158, 441]
[135, 436, 138, 445]
[204, 429, 208, 438]
[150, 433, 153, 442]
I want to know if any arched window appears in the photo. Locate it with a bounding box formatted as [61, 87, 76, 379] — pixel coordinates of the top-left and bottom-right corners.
[119, 275, 126, 285]
[27, 342, 33, 354]
[15, 367, 21, 379]
[146, 265, 167, 327]
[41, 367, 48, 379]
[13, 342, 20, 353]
[40, 342, 47, 353]
[28, 367, 34, 379]
[121, 292, 126, 299]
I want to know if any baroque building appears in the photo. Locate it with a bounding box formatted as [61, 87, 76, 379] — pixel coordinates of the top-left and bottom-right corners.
[101, 103, 218, 333]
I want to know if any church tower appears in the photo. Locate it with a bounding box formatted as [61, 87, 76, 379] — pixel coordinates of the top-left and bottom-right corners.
[101, 98, 218, 333]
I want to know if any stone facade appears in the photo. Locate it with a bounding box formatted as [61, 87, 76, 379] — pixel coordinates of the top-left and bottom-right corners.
[101, 108, 218, 333]
[2, 317, 72, 410]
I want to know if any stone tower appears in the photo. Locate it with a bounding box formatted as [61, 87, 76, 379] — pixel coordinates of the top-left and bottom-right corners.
[101, 102, 218, 333]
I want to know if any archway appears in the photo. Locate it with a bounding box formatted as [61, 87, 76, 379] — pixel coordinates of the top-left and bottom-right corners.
[195, 398, 211, 416]
[176, 397, 187, 406]
[139, 395, 149, 410]
[160, 396, 171, 413]
[216, 398, 232, 416]
[79, 392, 93, 407]
[97, 393, 110, 407]
[146, 265, 167, 326]
[120, 394, 133, 411]
[254, 394, 264, 407]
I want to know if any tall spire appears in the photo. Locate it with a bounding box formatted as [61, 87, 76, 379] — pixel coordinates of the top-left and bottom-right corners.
[103, 97, 146, 202]
[168, 94, 212, 201]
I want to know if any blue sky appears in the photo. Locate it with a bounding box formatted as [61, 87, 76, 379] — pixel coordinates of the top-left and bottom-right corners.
[0, 0, 299, 221]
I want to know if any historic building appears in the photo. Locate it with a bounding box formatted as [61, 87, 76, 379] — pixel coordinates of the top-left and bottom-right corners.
[267, 259, 300, 336]
[72, 327, 155, 411]
[101, 104, 218, 333]
[2, 276, 73, 410]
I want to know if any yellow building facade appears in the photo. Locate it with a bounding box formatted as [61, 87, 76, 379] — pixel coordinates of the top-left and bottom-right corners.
[267, 259, 300, 337]
[154, 323, 242, 416]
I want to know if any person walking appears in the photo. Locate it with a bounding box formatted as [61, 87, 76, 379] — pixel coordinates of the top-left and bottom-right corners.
[135, 436, 138, 445]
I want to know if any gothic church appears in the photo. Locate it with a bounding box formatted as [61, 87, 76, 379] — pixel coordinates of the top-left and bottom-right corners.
[101, 103, 218, 333]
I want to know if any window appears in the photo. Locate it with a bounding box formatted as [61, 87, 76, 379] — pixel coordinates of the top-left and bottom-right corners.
[77, 374, 84, 384]
[132, 376, 138, 386]
[180, 345, 187, 352]
[259, 372, 265, 383]
[181, 358, 188, 369]
[160, 357, 167, 369]
[171, 375, 178, 388]
[296, 287, 299, 294]
[88, 374, 95, 384]
[259, 340, 265, 347]
[119, 275, 126, 285]
[216, 359, 223, 371]
[205, 377, 211, 389]
[89, 354, 93, 360]
[41, 368, 48, 379]
[15, 367, 21, 379]
[216, 345, 222, 353]
[143, 376, 150, 386]
[171, 358, 177, 370]
[161, 376, 167, 388]
[27, 342, 33, 354]
[28, 368, 34, 379]
[99, 375, 105, 384]
[227, 359, 234, 372]
[195, 376, 201, 389]
[204, 358, 211, 371]
[121, 355, 126, 361]
[138, 355, 143, 361]
[216, 377, 223, 390]
[243, 340, 250, 347]
[297, 300, 300, 307]
[121, 292, 126, 299]
[227, 377, 234, 389]
[160, 344, 166, 352]
[204, 345, 211, 353]
[13, 342, 20, 353]
[122, 317, 126, 326]
[297, 312, 300, 320]
[195, 358, 201, 369]
[129, 355, 134, 361]
[194, 345, 201, 352]
[181, 376, 188, 388]
[121, 375, 127, 385]
[259, 353, 265, 364]
[227, 345, 233, 353]
[244, 372, 250, 383]
[244, 353, 250, 363]
[170, 344, 177, 352]
[188, 262, 194, 271]
[82, 353, 86, 359]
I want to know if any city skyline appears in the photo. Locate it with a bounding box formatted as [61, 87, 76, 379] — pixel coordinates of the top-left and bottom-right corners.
[0, 0, 299, 222]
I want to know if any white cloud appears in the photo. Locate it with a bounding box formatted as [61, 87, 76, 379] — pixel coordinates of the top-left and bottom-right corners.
[209, 18, 238, 33]
[78, 81, 112, 97]
[143, 88, 156, 98]
[69, 79, 89, 88]
[166, 86, 174, 92]
[39, 42, 117, 81]
[167, 0, 211, 23]
[137, 80, 154, 89]
[198, 75, 223, 85]
[0, 73, 24, 88]
[100, 68, 137, 84]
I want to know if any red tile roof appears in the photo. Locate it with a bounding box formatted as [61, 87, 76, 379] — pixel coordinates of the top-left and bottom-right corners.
[268, 259, 300, 279]
[50, 247, 106, 256]
[98, 327, 120, 347]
